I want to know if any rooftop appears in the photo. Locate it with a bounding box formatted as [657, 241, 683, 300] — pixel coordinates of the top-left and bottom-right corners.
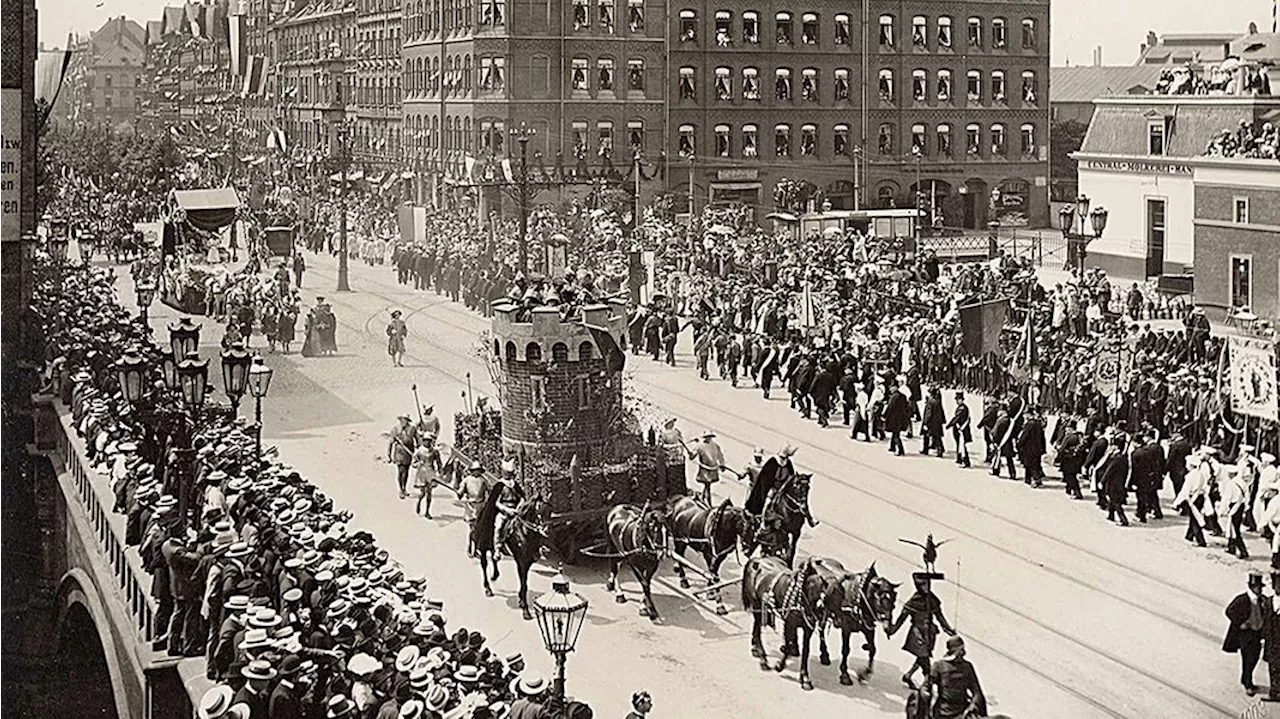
[1050, 66, 1164, 103]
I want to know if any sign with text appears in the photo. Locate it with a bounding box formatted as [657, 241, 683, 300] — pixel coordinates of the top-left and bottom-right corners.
[716, 168, 758, 181]
[1082, 158, 1192, 176]
[1, 89, 21, 242]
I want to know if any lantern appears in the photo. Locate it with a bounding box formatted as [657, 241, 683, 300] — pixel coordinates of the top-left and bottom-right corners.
[115, 351, 148, 404]
[1075, 193, 1091, 223]
[176, 353, 209, 408]
[533, 570, 589, 697]
[1090, 206, 1109, 237]
[136, 281, 157, 310]
[247, 355, 274, 399]
[1058, 204, 1075, 237]
[220, 343, 252, 408]
[161, 351, 178, 390]
[168, 318, 202, 362]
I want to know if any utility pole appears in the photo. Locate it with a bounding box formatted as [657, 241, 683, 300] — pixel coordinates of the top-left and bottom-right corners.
[686, 154, 695, 249]
[509, 123, 536, 276]
[632, 150, 642, 231]
[336, 122, 351, 291]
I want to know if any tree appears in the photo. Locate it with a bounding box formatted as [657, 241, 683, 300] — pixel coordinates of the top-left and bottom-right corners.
[1050, 119, 1088, 202]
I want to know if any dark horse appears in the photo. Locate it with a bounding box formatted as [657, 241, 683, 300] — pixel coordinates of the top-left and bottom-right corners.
[765, 472, 816, 567]
[666, 496, 758, 614]
[605, 503, 669, 620]
[741, 554, 824, 689]
[813, 560, 899, 686]
[474, 481, 546, 620]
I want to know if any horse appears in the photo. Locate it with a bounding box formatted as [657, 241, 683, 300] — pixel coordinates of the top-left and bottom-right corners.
[604, 503, 669, 620]
[665, 496, 757, 615]
[765, 472, 815, 566]
[741, 554, 827, 689]
[475, 493, 546, 621]
[812, 560, 900, 685]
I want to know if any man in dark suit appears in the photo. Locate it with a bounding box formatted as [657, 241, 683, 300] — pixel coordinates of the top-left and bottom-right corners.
[1224, 571, 1267, 695]
[268, 655, 307, 719]
[1167, 430, 1193, 502]
[1016, 407, 1047, 487]
[990, 408, 1015, 479]
[1131, 433, 1166, 522]
[1055, 420, 1086, 500]
[946, 391, 972, 468]
[920, 387, 946, 458]
[1100, 435, 1131, 526]
[884, 383, 911, 457]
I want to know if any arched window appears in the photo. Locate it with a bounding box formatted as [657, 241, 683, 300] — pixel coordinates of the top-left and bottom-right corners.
[1021, 70, 1038, 103]
[967, 17, 981, 47]
[679, 9, 697, 41]
[992, 17, 1007, 48]
[678, 66, 695, 98]
[597, 119, 614, 157]
[714, 66, 731, 100]
[911, 15, 926, 46]
[714, 11, 732, 46]
[991, 70, 1006, 101]
[579, 342, 594, 361]
[833, 123, 850, 155]
[775, 67, 792, 100]
[678, 123, 695, 156]
[505, 341, 517, 360]
[937, 123, 952, 156]
[774, 124, 791, 157]
[911, 123, 926, 155]
[936, 69, 952, 101]
[800, 68, 818, 102]
[834, 68, 851, 100]
[879, 69, 895, 103]
[966, 70, 981, 101]
[552, 342, 569, 361]
[1021, 18, 1036, 49]
[801, 13, 818, 44]
[878, 14, 894, 47]
[937, 16, 952, 47]
[526, 343, 543, 361]
[990, 123, 1006, 155]
[628, 119, 644, 151]
[627, 58, 645, 91]
[878, 123, 894, 154]
[1020, 123, 1036, 156]
[742, 124, 759, 157]
[911, 69, 926, 100]
[742, 11, 759, 43]
[775, 12, 792, 45]
[877, 183, 897, 207]
[834, 13, 850, 44]
[742, 67, 760, 99]
[714, 123, 731, 157]
[966, 123, 981, 155]
[799, 124, 817, 156]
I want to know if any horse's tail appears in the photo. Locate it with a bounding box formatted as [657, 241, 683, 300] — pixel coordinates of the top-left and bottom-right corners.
[740, 559, 756, 611]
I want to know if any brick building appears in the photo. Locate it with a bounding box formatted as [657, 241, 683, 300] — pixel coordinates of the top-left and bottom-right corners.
[274, 0, 356, 161]
[669, 0, 1051, 227]
[353, 0, 402, 169]
[1190, 158, 1280, 322]
[86, 17, 148, 129]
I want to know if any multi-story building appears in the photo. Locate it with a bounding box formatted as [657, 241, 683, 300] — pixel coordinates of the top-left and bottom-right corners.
[86, 16, 148, 129]
[669, 1, 1051, 227]
[400, 0, 668, 206]
[1189, 157, 1280, 322]
[273, 0, 357, 160]
[1136, 31, 1234, 66]
[353, 0, 402, 168]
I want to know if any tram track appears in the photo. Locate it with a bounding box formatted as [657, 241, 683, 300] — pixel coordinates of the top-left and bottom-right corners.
[302, 270, 1234, 718]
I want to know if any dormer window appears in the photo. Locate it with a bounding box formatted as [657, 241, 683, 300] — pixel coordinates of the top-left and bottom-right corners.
[1146, 115, 1169, 155]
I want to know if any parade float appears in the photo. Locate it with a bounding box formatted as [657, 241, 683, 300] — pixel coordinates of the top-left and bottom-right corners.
[452, 298, 672, 558]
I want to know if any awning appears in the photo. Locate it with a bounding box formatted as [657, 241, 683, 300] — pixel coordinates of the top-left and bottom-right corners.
[172, 188, 241, 232]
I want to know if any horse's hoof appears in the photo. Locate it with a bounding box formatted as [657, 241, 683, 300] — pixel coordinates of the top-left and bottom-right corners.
[772, 660, 786, 673]
[615, 595, 627, 604]
[714, 604, 728, 616]
[800, 679, 814, 691]
[679, 578, 690, 589]
[839, 673, 854, 686]
[605, 581, 615, 593]
[857, 669, 871, 683]
[819, 655, 831, 666]
[759, 660, 771, 671]
[484, 588, 494, 597]
[751, 646, 764, 659]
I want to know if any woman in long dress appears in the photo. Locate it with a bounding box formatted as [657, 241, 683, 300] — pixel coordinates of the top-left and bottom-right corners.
[277, 304, 297, 354]
[261, 303, 279, 354]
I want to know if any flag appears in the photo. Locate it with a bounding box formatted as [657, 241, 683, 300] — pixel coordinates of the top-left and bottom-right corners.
[34, 48, 73, 111]
[1228, 335, 1278, 421]
[958, 298, 1008, 356]
[501, 159, 514, 183]
[186, 2, 203, 37]
[226, 14, 246, 76]
[241, 55, 266, 97]
[464, 155, 477, 181]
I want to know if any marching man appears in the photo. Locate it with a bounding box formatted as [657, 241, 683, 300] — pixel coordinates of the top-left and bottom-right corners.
[689, 431, 727, 505]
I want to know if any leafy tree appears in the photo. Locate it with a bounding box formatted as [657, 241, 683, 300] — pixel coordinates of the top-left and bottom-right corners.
[1050, 119, 1088, 202]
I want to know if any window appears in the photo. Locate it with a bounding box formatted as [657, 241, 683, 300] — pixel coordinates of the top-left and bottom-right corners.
[1147, 120, 1165, 155]
[912, 69, 926, 100]
[878, 123, 893, 154]
[1231, 255, 1253, 309]
[715, 11, 732, 46]
[991, 70, 1006, 101]
[743, 11, 759, 43]
[1234, 197, 1250, 224]
[1021, 70, 1037, 103]
[937, 123, 952, 156]
[800, 124, 817, 156]
[775, 124, 791, 157]
[938, 16, 952, 47]
[1020, 123, 1036, 156]
[937, 69, 952, 101]
[801, 13, 819, 45]
[775, 68, 792, 100]
[679, 66, 695, 99]
[879, 14, 894, 47]
[714, 124, 731, 157]
[597, 120, 614, 157]
[776, 12, 792, 45]
[628, 120, 644, 151]
[991, 123, 1006, 155]
[627, 59, 645, 90]
[599, 0, 614, 32]
[967, 17, 981, 47]
[880, 69, 896, 102]
[573, 0, 588, 29]
[966, 123, 981, 155]
[742, 67, 760, 99]
[628, 0, 643, 31]
[992, 18, 1007, 48]
[912, 15, 927, 47]
[1021, 18, 1036, 49]
[742, 124, 759, 157]
[834, 124, 850, 155]
[801, 68, 818, 102]
[679, 9, 697, 41]
[834, 68, 850, 100]
[678, 124, 695, 156]
[967, 70, 982, 101]
[572, 120, 589, 153]
[575, 376, 590, 409]
[104, 95, 112, 110]
[480, 56, 505, 91]
[912, 123, 926, 155]
[834, 14, 850, 45]
[598, 59, 615, 91]
[712, 67, 732, 100]
[480, 0, 504, 26]
[571, 58, 589, 90]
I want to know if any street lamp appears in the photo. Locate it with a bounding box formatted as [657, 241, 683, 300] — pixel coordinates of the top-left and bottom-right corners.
[175, 352, 209, 409]
[168, 318, 202, 362]
[532, 570, 589, 699]
[246, 355, 274, 469]
[509, 123, 536, 275]
[220, 343, 252, 414]
[160, 351, 178, 391]
[136, 281, 157, 325]
[49, 234, 70, 265]
[1059, 194, 1108, 272]
[115, 351, 149, 405]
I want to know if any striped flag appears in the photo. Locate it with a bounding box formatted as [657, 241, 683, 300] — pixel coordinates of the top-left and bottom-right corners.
[226, 14, 246, 75]
[241, 56, 266, 97]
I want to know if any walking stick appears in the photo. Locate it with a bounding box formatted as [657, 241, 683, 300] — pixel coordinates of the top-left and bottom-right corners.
[411, 383, 425, 425]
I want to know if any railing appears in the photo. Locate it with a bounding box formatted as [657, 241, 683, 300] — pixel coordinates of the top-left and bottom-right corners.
[39, 395, 159, 645]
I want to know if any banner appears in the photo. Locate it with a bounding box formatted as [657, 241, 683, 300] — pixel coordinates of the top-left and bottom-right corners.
[958, 299, 1008, 356]
[1229, 335, 1278, 421]
[397, 204, 414, 244]
[412, 206, 427, 245]
[1093, 341, 1122, 405]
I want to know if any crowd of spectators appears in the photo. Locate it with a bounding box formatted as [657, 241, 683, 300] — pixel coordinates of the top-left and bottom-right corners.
[1204, 119, 1280, 160]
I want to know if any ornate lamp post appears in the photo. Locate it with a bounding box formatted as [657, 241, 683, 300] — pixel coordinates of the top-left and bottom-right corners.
[168, 318, 202, 362]
[136, 281, 157, 325]
[115, 351, 149, 405]
[49, 234, 70, 266]
[246, 356, 274, 470]
[175, 352, 209, 529]
[220, 343, 252, 414]
[509, 123, 536, 275]
[532, 570, 589, 700]
[1059, 194, 1108, 272]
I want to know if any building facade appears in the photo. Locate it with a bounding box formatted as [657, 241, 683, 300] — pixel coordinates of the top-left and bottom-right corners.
[273, 0, 356, 162]
[1073, 94, 1280, 279]
[669, 0, 1051, 227]
[353, 0, 402, 168]
[1190, 158, 1280, 322]
[87, 17, 148, 129]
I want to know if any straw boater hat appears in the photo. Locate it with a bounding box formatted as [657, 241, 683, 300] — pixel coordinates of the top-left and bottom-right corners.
[242, 659, 277, 682]
[198, 686, 236, 719]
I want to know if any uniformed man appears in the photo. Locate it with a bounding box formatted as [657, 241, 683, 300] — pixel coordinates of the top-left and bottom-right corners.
[926, 636, 987, 719]
[458, 462, 492, 558]
[387, 414, 417, 499]
[689, 431, 727, 504]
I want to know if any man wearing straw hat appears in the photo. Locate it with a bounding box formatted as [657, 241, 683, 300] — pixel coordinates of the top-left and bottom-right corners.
[689, 431, 727, 504]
